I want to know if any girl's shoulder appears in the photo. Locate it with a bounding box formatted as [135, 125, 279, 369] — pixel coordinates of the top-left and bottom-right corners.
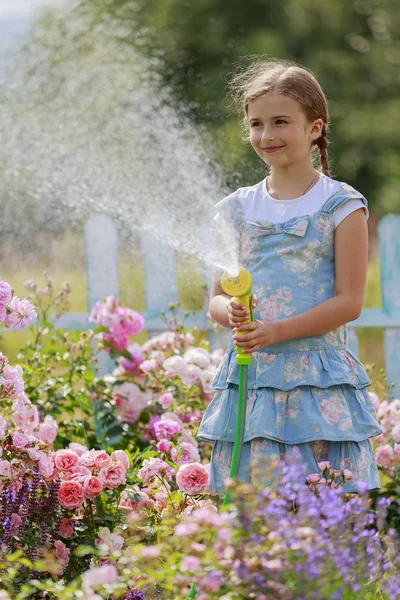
[319, 179, 368, 213]
[214, 180, 264, 218]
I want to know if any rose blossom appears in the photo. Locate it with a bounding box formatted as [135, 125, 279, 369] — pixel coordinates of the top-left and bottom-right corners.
[111, 450, 130, 469]
[137, 457, 172, 484]
[12, 431, 31, 449]
[85, 476, 103, 498]
[99, 460, 126, 489]
[183, 348, 210, 369]
[82, 564, 118, 593]
[0, 365, 25, 398]
[58, 480, 85, 508]
[178, 442, 201, 465]
[63, 465, 92, 485]
[154, 418, 181, 441]
[58, 518, 75, 538]
[156, 439, 172, 454]
[181, 556, 201, 572]
[119, 487, 149, 512]
[35, 415, 58, 444]
[0, 280, 12, 308]
[54, 449, 80, 472]
[376, 444, 395, 468]
[39, 455, 55, 478]
[95, 527, 124, 552]
[176, 463, 210, 495]
[318, 461, 331, 472]
[158, 392, 173, 409]
[54, 540, 71, 572]
[5, 296, 37, 330]
[94, 451, 112, 469]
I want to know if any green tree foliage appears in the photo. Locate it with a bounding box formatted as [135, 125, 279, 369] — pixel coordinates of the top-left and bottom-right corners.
[84, 0, 400, 213]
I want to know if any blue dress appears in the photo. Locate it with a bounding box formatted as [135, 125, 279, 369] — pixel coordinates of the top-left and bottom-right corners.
[196, 183, 382, 493]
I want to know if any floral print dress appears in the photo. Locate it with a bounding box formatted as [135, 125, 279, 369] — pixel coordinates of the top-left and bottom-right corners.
[196, 183, 382, 493]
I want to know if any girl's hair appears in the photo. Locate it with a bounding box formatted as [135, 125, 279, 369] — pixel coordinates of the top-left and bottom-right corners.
[228, 57, 331, 177]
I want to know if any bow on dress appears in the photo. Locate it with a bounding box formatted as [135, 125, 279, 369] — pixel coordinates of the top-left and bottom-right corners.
[245, 215, 309, 238]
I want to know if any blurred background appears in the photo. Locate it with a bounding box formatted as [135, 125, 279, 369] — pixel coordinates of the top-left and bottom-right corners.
[1, 0, 399, 371]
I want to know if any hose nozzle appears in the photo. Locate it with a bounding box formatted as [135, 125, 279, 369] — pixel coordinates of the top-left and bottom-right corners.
[221, 267, 253, 365]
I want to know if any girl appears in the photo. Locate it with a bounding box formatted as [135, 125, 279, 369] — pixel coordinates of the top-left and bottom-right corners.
[196, 58, 382, 494]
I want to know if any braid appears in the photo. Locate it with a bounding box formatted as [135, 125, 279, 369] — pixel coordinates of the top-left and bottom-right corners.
[316, 124, 330, 177]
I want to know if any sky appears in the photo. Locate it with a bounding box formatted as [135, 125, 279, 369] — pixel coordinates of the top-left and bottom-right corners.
[0, 0, 69, 39]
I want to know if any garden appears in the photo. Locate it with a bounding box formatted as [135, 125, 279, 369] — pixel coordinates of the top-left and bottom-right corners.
[1, 274, 400, 599]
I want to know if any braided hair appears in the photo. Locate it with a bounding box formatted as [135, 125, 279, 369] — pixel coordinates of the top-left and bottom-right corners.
[229, 58, 332, 177]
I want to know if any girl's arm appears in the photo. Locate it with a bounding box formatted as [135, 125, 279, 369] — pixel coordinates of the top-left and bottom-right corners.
[233, 208, 368, 351]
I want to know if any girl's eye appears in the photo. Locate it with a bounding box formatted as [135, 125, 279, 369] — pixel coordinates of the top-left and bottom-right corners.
[250, 122, 262, 127]
[276, 119, 287, 124]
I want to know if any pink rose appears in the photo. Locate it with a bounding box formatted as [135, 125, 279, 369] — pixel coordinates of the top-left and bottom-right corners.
[158, 392, 173, 409]
[0, 365, 25, 399]
[119, 488, 149, 512]
[104, 329, 129, 351]
[82, 564, 118, 592]
[176, 463, 210, 495]
[63, 465, 92, 484]
[318, 461, 331, 472]
[0, 280, 12, 308]
[0, 459, 11, 476]
[156, 439, 172, 454]
[12, 432, 31, 449]
[39, 455, 55, 478]
[57, 517, 75, 538]
[85, 476, 103, 498]
[54, 449, 80, 472]
[94, 451, 112, 469]
[54, 540, 71, 573]
[154, 418, 181, 441]
[69, 442, 87, 456]
[306, 473, 321, 484]
[111, 450, 129, 469]
[178, 442, 201, 465]
[181, 556, 201, 572]
[99, 461, 126, 489]
[114, 307, 144, 336]
[376, 445, 395, 468]
[394, 444, 400, 461]
[58, 480, 85, 508]
[4, 296, 37, 330]
[35, 415, 58, 444]
[137, 457, 172, 484]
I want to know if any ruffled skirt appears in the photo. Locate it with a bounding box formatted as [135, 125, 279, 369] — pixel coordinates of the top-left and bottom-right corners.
[197, 347, 383, 494]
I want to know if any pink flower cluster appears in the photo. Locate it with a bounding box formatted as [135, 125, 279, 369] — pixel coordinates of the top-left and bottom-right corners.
[306, 460, 354, 491]
[162, 347, 222, 393]
[369, 394, 400, 470]
[0, 279, 37, 330]
[57, 446, 129, 508]
[112, 382, 149, 423]
[89, 295, 144, 351]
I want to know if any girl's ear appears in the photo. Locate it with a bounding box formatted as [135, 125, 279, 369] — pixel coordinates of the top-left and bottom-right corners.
[310, 118, 324, 140]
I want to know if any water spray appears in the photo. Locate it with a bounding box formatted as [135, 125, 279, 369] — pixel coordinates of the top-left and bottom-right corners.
[185, 267, 253, 599]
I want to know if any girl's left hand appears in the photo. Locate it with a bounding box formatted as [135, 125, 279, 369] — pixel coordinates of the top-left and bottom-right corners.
[232, 320, 278, 353]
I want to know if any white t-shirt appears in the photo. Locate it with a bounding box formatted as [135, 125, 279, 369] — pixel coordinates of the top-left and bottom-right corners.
[236, 174, 368, 228]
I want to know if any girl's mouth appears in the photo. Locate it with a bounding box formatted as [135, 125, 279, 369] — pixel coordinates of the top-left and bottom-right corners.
[262, 146, 284, 153]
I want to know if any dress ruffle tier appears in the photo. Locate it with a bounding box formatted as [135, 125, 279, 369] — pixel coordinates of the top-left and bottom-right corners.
[197, 347, 382, 445]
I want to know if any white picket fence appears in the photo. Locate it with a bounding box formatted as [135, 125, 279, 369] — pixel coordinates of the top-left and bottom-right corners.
[51, 213, 400, 391]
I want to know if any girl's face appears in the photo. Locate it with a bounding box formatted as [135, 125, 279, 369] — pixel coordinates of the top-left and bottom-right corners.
[247, 93, 323, 168]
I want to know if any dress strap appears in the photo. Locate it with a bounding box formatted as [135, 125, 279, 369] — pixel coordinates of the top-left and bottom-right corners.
[319, 183, 368, 214]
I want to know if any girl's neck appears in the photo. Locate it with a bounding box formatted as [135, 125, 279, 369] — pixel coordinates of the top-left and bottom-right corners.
[268, 163, 321, 200]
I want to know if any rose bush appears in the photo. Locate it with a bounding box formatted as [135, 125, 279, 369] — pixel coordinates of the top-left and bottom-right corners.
[1, 274, 400, 599]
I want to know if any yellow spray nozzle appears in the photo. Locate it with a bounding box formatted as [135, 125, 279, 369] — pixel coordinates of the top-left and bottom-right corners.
[221, 267, 253, 365]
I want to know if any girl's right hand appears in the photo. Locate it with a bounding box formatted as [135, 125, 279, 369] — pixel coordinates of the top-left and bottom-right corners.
[227, 295, 258, 328]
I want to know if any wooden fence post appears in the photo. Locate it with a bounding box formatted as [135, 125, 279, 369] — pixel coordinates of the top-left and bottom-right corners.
[85, 213, 119, 375]
[378, 215, 400, 394]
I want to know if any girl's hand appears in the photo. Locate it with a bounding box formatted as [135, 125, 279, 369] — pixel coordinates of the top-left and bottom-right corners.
[232, 318, 278, 353]
[227, 295, 258, 329]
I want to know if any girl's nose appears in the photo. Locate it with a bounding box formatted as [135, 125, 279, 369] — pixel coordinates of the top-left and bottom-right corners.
[261, 127, 275, 142]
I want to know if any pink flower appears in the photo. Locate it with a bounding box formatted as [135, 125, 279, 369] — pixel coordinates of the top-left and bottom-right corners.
[94, 451, 112, 469]
[210, 348, 224, 366]
[178, 442, 201, 465]
[306, 473, 321, 484]
[368, 392, 380, 410]
[0, 365, 25, 399]
[176, 463, 210, 495]
[95, 527, 124, 552]
[69, 442, 87, 456]
[0, 281, 12, 307]
[156, 439, 172, 454]
[35, 415, 58, 444]
[376, 445, 395, 468]
[158, 392, 173, 409]
[113, 382, 148, 424]
[181, 556, 200, 572]
[54, 539, 71, 572]
[111, 450, 129, 469]
[141, 546, 160, 558]
[140, 359, 158, 373]
[82, 564, 118, 593]
[259, 297, 281, 321]
[183, 348, 210, 369]
[137, 457, 172, 484]
[39, 455, 55, 478]
[174, 522, 199, 536]
[394, 444, 400, 461]
[0, 415, 6, 439]
[181, 364, 202, 387]
[318, 461, 331, 472]
[99, 461, 126, 489]
[114, 307, 144, 336]
[154, 418, 182, 441]
[4, 296, 37, 330]
[12, 432, 31, 449]
[54, 449, 80, 472]
[57, 518, 75, 538]
[342, 469, 354, 480]
[0, 459, 11, 476]
[118, 344, 144, 373]
[104, 329, 129, 351]
[119, 488, 149, 512]
[85, 476, 103, 498]
[58, 480, 86, 508]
